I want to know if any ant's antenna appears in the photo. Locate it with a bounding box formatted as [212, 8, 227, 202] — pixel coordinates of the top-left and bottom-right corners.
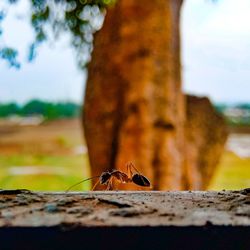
[66, 176, 100, 192]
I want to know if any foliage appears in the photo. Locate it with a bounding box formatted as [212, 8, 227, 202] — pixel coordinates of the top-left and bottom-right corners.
[214, 103, 227, 114]
[0, 0, 116, 69]
[214, 103, 250, 127]
[0, 102, 20, 117]
[235, 103, 250, 110]
[0, 48, 20, 68]
[0, 99, 81, 119]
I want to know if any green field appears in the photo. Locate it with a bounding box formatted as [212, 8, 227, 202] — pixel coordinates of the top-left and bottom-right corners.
[0, 151, 249, 191]
[0, 154, 91, 191]
[0, 119, 249, 191]
[0, 119, 91, 191]
[209, 151, 250, 190]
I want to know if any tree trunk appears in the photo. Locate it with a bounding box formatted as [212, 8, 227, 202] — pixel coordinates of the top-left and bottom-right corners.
[184, 95, 228, 190]
[84, 0, 184, 190]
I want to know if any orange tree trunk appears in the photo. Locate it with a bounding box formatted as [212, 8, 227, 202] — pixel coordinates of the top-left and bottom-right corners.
[84, 0, 185, 190]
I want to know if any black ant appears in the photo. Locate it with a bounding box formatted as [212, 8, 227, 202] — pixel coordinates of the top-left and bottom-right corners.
[66, 162, 150, 191]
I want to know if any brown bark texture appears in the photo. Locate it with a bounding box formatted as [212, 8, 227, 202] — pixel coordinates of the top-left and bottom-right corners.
[184, 95, 228, 190]
[83, 0, 227, 190]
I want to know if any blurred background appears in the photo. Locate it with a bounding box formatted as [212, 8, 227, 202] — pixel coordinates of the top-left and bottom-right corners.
[0, 0, 250, 191]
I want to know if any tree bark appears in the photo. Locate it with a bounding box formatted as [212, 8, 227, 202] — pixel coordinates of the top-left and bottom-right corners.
[184, 95, 228, 190]
[84, 0, 184, 190]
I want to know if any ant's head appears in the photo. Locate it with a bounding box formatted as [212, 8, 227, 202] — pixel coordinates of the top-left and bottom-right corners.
[100, 171, 111, 185]
[132, 173, 150, 187]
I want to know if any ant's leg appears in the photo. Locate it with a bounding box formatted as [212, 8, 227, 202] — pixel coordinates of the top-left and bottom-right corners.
[106, 176, 114, 191]
[92, 179, 100, 191]
[126, 162, 133, 179]
[110, 177, 114, 190]
[129, 162, 141, 174]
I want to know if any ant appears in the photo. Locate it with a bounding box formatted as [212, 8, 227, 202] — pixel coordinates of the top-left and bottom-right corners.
[66, 162, 150, 192]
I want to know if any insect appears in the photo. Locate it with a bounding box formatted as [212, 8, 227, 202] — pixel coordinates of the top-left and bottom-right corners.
[66, 162, 150, 192]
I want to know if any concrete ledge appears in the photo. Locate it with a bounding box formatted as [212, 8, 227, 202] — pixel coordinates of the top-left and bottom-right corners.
[0, 189, 250, 249]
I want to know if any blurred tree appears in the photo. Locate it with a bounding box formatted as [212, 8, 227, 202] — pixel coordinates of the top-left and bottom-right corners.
[1, 0, 227, 190]
[84, 0, 226, 190]
[0, 100, 80, 119]
[0, 102, 20, 117]
[85, 0, 185, 190]
[21, 99, 47, 115]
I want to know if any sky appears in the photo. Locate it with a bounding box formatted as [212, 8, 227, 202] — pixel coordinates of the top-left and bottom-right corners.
[1, 0, 250, 104]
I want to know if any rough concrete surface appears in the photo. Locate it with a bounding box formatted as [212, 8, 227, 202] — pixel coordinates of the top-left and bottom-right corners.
[0, 189, 249, 227]
[0, 189, 249, 250]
